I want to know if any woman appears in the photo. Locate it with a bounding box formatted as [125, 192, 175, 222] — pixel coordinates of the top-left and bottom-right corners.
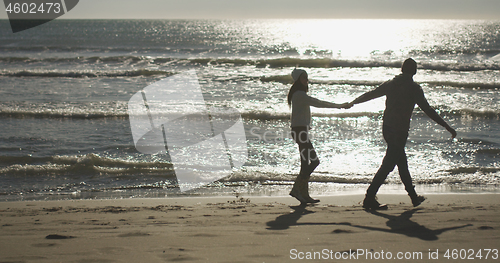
[288, 68, 350, 204]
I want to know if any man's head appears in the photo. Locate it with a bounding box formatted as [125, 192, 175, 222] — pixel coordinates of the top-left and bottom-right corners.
[402, 58, 417, 75]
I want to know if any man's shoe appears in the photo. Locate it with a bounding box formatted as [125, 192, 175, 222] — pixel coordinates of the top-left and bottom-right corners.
[362, 196, 388, 210]
[305, 196, 320, 203]
[411, 195, 426, 207]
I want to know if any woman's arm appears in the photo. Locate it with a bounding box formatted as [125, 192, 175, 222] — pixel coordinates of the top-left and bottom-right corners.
[303, 94, 350, 109]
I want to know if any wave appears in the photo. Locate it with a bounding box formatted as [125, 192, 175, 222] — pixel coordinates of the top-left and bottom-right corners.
[0, 69, 173, 78]
[221, 168, 500, 185]
[5, 68, 498, 91]
[261, 74, 500, 89]
[410, 48, 500, 57]
[446, 167, 500, 175]
[2, 56, 500, 72]
[0, 45, 175, 53]
[0, 56, 175, 64]
[0, 56, 260, 66]
[0, 154, 174, 177]
[476, 149, 500, 155]
[1, 105, 498, 120]
[147, 57, 500, 71]
[449, 109, 500, 119]
[0, 109, 129, 119]
[255, 58, 405, 69]
[1, 158, 498, 183]
[424, 81, 500, 90]
[0, 154, 498, 192]
[261, 75, 387, 86]
[0, 104, 384, 120]
[456, 138, 497, 146]
[0, 101, 130, 119]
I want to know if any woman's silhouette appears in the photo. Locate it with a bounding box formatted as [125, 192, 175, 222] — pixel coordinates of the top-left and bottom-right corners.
[287, 69, 350, 204]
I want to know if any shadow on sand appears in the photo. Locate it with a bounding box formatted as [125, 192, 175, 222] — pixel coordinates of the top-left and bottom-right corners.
[266, 206, 472, 241]
[266, 204, 313, 230]
[342, 209, 472, 241]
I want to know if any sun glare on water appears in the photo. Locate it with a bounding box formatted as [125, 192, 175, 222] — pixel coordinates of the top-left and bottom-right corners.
[246, 19, 445, 60]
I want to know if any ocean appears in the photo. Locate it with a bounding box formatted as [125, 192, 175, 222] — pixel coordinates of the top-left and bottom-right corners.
[0, 19, 499, 201]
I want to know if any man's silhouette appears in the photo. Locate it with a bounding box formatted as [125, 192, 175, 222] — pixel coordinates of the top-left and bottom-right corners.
[349, 58, 457, 210]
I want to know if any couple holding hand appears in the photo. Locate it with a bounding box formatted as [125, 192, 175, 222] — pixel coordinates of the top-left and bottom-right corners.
[288, 58, 456, 210]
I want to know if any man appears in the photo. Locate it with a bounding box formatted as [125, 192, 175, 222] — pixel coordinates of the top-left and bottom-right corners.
[349, 58, 457, 210]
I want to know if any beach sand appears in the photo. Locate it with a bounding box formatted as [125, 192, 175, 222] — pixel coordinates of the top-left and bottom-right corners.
[0, 194, 499, 262]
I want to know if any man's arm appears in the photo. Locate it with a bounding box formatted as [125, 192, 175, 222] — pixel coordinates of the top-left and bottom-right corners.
[416, 90, 457, 138]
[349, 82, 389, 106]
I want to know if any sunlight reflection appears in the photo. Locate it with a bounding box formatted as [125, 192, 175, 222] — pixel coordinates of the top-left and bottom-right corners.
[246, 19, 443, 59]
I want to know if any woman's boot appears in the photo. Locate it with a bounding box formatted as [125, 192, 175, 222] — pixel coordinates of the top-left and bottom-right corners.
[299, 176, 320, 203]
[290, 177, 307, 205]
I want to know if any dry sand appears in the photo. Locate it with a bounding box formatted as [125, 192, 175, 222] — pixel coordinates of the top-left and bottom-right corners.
[0, 194, 499, 262]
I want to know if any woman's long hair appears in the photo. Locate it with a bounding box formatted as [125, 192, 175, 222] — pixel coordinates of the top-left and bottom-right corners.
[287, 79, 308, 107]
